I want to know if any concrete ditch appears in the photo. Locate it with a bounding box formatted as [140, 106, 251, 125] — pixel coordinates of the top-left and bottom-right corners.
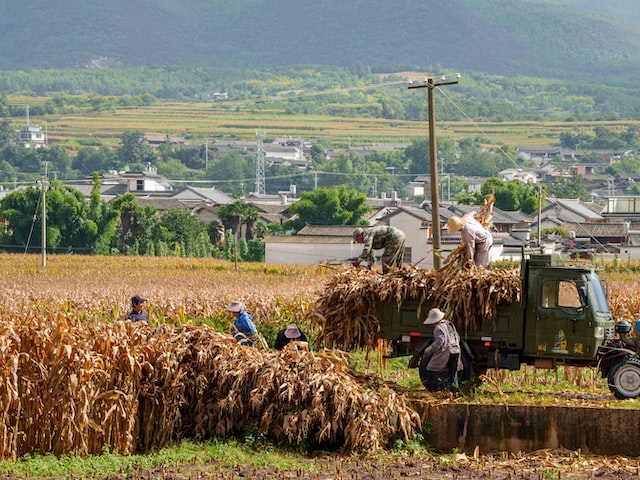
[415, 402, 640, 456]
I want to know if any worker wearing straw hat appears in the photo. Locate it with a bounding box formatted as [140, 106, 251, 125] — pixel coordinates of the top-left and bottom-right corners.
[274, 323, 308, 350]
[422, 308, 463, 394]
[227, 301, 258, 347]
[448, 211, 493, 267]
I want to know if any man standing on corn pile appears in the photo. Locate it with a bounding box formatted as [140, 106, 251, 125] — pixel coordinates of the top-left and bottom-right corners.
[447, 211, 493, 267]
[352, 225, 406, 273]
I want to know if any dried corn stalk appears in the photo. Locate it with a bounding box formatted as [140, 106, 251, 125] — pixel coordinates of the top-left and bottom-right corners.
[311, 264, 521, 350]
[0, 310, 420, 459]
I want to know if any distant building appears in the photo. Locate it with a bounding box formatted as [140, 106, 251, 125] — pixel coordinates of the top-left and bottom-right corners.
[17, 105, 46, 149]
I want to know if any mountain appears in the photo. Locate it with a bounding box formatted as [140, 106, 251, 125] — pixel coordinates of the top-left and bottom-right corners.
[1, 0, 640, 84]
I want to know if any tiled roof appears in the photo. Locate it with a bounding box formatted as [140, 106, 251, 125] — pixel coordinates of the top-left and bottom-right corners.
[561, 222, 626, 237]
[172, 186, 234, 205]
[297, 225, 356, 237]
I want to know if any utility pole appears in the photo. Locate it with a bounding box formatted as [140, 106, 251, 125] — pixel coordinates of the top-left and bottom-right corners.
[409, 74, 459, 270]
[204, 138, 208, 171]
[41, 161, 48, 268]
[255, 128, 266, 195]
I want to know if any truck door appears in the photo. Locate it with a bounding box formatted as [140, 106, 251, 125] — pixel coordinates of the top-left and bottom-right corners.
[532, 277, 590, 360]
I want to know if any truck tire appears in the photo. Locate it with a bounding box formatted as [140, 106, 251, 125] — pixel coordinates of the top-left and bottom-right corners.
[418, 350, 474, 393]
[607, 357, 640, 399]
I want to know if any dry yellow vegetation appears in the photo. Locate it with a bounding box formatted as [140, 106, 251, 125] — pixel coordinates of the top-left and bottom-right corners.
[2, 253, 640, 461]
[0, 254, 421, 460]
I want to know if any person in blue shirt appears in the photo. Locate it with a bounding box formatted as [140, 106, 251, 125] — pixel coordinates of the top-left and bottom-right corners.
[128, 294, 149, 325]
[227, 301, 258, 347]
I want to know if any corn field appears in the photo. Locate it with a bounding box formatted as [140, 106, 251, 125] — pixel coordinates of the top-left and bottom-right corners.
[0, 254, 422, 460]
[1, 253, 639, 460]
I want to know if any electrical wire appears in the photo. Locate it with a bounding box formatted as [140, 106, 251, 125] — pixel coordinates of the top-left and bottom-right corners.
[435, 86, 521, 168]
[24, 186, 43, 255]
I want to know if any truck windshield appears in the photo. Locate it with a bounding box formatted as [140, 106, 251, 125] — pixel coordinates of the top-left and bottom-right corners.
[588, 271, 610, 313]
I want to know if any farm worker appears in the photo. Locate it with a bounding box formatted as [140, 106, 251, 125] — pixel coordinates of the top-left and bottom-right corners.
[227, 301, 258, 347]
[421, 308, 463, 395]
[617, 320, 640, 352]
[128, 294, 149, 324]
[448, 211, 493, 267]
[352, 225, 406, 273]
[274, 323, 308, 350]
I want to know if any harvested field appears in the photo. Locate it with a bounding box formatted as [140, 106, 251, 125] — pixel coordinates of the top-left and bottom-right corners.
[0, 254, 422, 460]
[0, 253, 639, 479]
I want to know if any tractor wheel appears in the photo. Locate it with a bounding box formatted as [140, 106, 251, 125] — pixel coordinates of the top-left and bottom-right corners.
[608, 357, 640, 400]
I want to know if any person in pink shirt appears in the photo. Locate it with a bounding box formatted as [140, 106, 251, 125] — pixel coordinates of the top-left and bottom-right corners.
[448, 211, 493, 267]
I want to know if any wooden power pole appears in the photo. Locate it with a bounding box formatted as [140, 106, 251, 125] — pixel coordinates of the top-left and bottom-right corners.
[409, 74, 459, 270]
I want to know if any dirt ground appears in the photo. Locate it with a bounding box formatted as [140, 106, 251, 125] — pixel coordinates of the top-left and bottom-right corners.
[100, 450, 639, 480]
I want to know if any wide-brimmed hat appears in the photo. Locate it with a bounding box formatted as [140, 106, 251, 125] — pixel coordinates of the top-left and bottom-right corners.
[447, 216, 465, 234]
[284, 324, 302, 339]
[424, 308, 445, 325]
[352, 227, 365, 240]
[226, 301, 245, 313]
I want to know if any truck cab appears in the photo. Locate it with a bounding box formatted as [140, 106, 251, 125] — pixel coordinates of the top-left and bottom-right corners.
[378, 253, 617, 388]
[521, 254, 614, 368]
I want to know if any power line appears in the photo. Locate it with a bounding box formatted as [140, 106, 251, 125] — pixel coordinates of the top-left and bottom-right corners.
[436, 86, 520, 168]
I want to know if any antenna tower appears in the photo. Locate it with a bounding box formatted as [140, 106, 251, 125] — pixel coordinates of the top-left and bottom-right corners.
[255, 128, 266, 195]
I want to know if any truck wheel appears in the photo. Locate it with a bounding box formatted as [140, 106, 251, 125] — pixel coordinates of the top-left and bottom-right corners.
[608, 357, 640, 399]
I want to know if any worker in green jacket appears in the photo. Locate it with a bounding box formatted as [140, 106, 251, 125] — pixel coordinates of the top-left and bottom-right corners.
[352, 225, 406, 273]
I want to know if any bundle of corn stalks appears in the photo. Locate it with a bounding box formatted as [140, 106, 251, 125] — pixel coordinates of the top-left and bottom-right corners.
[0, 311, 420, 460]
[311, 265, 521, 351]
[310, 193, 520, 350]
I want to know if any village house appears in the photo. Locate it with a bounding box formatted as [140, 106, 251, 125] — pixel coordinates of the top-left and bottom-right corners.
[17, 105, 46, 149]
[264, 225, 359, 265]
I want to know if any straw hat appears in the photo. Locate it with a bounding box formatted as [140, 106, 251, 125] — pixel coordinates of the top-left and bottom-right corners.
[284, 324, 302, 339]
[226, 301, 245, 313]
[424, 308, 445, 325]
[447, 216, 465, 234]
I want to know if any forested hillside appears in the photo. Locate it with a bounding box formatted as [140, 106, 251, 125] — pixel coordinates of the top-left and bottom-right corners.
[1, 0, 639, 84]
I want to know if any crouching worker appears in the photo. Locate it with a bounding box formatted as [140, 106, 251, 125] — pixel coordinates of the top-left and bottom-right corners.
[274, 323, 308, 350]
[227, 301, 257, 347]
[422, 308, 463, 395]
[352, 225, 406, 273]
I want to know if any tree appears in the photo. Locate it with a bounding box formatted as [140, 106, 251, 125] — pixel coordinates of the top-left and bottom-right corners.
[159, 209, 209, 257]
[0, 185, 42, 251]
[404, 138, 430, 174]
[117, 130, 157, 167]
[110, 193, 158, 255]
[208, 220, 225, 245]
[219, 200, 259, 240]
[0, 120, 15, 147]
[88, 172, 119, 254]
[286, 185, 371, 232]
[481, 178, 541, 214]
[72, 146, 117, 175]
[0, 180, 98, 253]
[548, 174, 588, 201]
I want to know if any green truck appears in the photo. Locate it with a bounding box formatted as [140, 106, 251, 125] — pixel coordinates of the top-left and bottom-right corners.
[378, 253, 640, 399]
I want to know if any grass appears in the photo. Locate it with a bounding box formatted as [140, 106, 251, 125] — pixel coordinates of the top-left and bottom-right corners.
[0, 439, 315, 479]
